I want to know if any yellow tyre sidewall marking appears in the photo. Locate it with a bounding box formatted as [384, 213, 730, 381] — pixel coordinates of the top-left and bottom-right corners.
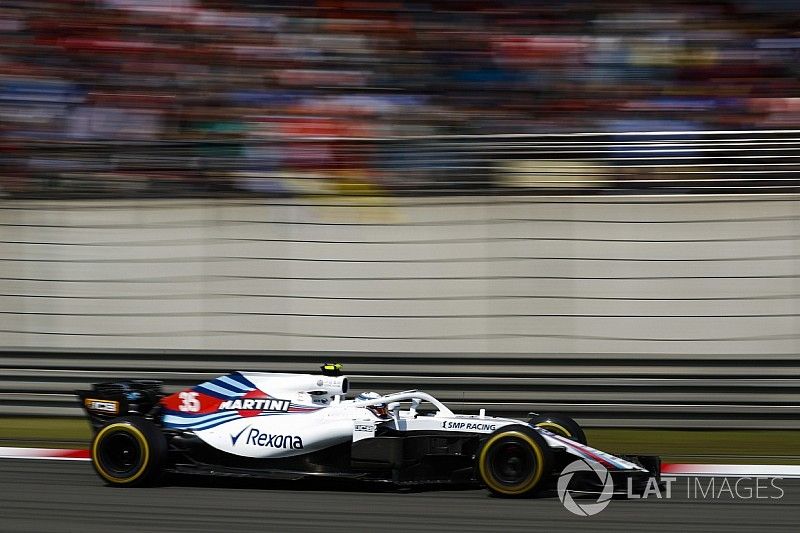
[478, 431, 545, 495]
[92, 422, 150, 484]
[535, 421, 572, 438]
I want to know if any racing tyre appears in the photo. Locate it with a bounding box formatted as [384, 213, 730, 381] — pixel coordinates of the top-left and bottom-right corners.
[477, 424, 553, 497]
[91, 416, 167, 487]
[528, 414, 587, 445]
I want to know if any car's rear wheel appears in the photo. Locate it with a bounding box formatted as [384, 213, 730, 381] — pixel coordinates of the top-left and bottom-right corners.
[528, 414, 587, 445]
[477, 424, 553, 497]
[91, 416, 166, 487]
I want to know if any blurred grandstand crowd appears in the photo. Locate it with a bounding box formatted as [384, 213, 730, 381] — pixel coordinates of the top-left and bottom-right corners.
[1, 0, 799, 196]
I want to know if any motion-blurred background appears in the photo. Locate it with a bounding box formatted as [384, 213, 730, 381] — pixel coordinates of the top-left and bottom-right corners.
[0, 1, 799, 451]
[2, 0, 800, 195]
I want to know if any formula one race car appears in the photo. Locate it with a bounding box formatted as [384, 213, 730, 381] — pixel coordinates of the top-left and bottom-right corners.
[77, 365, 659, 497]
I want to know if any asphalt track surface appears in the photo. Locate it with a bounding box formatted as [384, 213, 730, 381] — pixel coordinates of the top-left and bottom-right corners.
[2, 460, 799, 533]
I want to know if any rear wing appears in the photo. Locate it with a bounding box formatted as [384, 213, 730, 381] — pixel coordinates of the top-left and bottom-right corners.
[76, 380, 164, 431]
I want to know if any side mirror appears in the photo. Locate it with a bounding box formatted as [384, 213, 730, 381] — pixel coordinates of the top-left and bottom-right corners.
[387, 402, 401, 424]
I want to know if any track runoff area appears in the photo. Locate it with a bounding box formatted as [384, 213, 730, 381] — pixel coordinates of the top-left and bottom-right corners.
[1, 446, 799, 533]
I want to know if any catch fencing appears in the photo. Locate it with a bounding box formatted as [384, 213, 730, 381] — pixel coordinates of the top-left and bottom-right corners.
[5, 129, 800, 196]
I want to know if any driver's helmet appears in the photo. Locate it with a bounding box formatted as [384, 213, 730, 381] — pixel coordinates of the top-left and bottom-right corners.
[356, 391, 389, 418]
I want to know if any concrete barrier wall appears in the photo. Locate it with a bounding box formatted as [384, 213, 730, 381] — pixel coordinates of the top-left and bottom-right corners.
[2, 195, 798, 355]
[2, 195, 798, 426]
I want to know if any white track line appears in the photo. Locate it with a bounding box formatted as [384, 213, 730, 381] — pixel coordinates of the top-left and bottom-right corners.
[0, 447, 89, 461]
[662, 463, 800, 478]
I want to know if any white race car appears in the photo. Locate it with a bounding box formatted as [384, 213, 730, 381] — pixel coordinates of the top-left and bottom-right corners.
[78, 364, 659, 497]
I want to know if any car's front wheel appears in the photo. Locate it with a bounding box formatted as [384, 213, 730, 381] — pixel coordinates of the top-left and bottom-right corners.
[91, 416, 166, 487]
[528, 413, 587, 445]
[477, 424, 553, 497]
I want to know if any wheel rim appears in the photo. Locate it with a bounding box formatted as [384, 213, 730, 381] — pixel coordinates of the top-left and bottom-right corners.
[97, 430, 144, 478]
[488, 438, 536, 487]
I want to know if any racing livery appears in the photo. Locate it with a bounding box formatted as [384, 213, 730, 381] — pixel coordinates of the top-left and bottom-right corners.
[77, 365, 659, 496]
